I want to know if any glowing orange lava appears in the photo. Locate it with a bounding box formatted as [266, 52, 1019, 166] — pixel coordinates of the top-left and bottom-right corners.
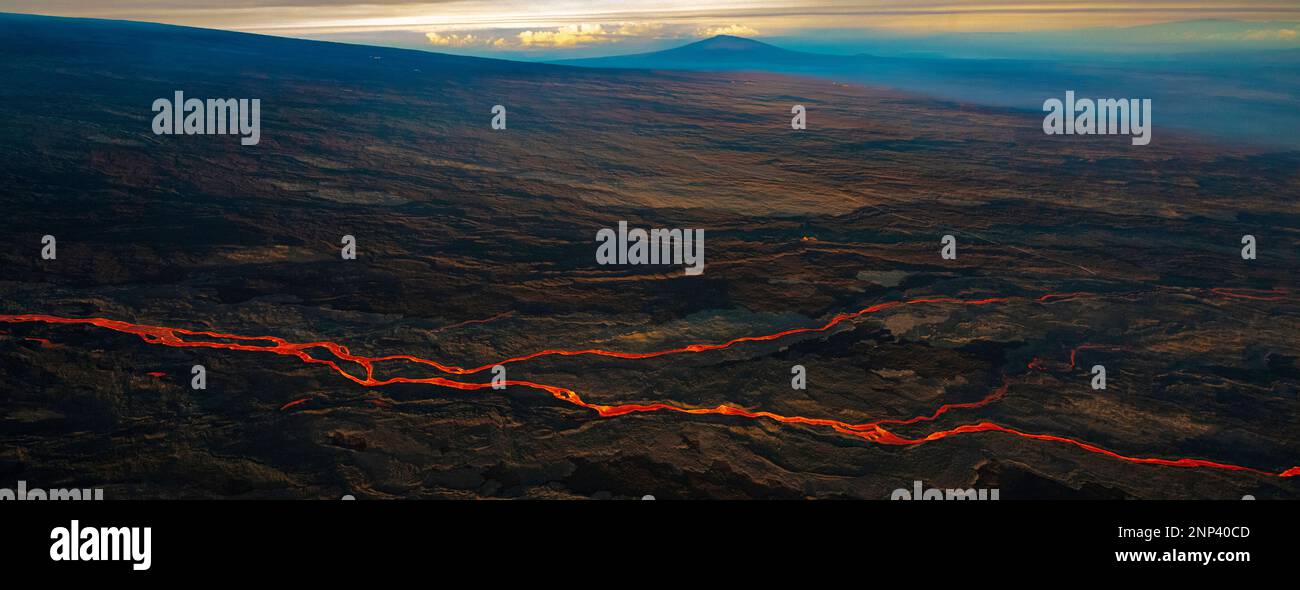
[1, 288, 1295, 478]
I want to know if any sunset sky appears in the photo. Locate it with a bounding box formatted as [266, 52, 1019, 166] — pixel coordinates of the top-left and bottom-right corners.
[2, 1, 1298, 58]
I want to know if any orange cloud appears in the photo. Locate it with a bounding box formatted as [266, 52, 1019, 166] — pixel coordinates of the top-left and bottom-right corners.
[425, 31, 483, 47]
[515, 22, 666, 48]
[695, 24, 760, 37]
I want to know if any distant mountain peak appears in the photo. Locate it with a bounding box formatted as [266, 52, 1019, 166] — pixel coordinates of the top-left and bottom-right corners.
[683, 35, 778, 51]
[646, 35, 810, 62]
[556, 34, 817, 68]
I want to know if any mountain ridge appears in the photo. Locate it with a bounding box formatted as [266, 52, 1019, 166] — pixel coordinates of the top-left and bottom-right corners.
[555, 34, 844, 69]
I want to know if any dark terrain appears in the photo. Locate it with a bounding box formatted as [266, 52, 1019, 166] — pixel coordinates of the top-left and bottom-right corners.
[0, 13, 1297, 499]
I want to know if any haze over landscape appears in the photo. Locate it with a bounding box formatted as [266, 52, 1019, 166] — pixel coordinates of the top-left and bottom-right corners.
[6, 2, 1298, 146]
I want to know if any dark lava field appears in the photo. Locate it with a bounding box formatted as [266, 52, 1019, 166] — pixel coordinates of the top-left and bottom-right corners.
[1, 15, 1297, 499]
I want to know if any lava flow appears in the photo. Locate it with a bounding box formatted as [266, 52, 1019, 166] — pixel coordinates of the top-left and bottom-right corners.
[1, 289, 1297, 479]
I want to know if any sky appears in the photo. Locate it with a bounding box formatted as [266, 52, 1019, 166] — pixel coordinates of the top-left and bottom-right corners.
[2, 1, 1299, 59]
